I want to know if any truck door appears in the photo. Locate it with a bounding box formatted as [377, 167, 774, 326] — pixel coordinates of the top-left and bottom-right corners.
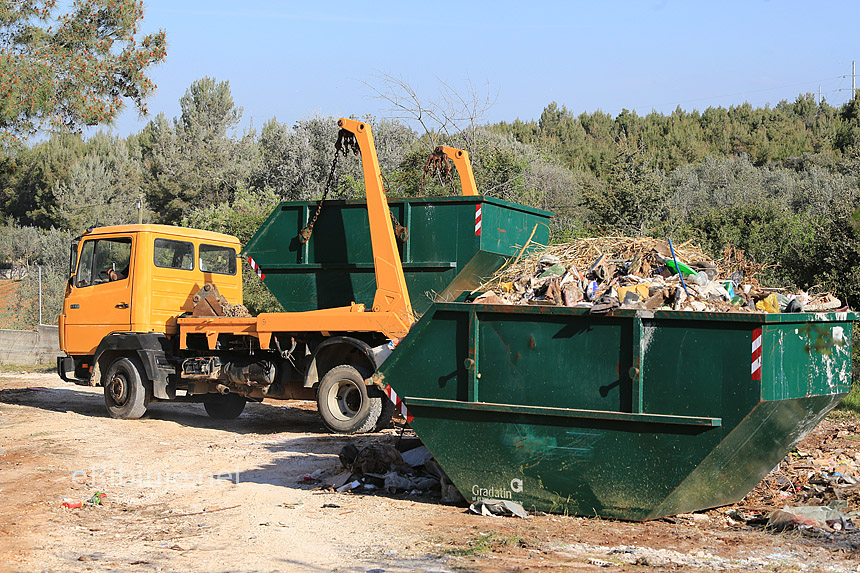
[63, 236, 134, 355]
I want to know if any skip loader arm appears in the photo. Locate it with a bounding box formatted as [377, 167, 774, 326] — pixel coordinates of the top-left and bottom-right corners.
[339, 118, 414, 321]
[437, 145, 478, 196]
[177, 118, 415, 348]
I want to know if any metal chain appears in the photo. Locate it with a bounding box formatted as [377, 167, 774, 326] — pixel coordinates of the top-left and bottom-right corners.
[390, 209, 408, 242]
[299, 129, 358, 244]
[301, 128, 410, 244]
[418, 146, 456, 194]
[380, 172, 409, 242]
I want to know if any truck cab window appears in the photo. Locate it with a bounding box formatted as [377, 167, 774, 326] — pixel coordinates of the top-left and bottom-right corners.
[199, 244, 237, 275]
[154, 238, 194, 270]
[75, 238, 132, 287]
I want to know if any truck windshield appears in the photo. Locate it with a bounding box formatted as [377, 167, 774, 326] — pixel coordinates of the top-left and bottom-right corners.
[76, 238, 132, 287]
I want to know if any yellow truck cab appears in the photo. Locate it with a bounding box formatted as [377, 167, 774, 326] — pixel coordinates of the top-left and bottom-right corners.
[58, 225, 242, 417]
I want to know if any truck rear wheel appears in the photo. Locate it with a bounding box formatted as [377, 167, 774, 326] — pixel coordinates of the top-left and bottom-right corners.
[203, 393, 246, 419]
[316, 365, 382, 434]
[103, 356, 150, 419]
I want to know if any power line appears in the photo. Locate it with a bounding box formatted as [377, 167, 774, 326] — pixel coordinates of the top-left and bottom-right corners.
[836, 60, 857, 95]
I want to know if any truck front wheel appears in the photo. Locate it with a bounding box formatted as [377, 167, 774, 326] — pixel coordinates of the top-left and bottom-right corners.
[316, 365, 382, 434]
[103, 356, 150, 419]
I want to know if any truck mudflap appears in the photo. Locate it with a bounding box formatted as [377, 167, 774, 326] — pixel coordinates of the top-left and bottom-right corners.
[305, 336, 383, 388]
[373, 303, 857, 520]
[57, 356, 84, 384]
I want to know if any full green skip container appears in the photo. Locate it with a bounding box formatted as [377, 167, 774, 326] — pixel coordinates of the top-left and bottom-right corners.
[373, 304, 856, 520]
[242, 197, 552, 314]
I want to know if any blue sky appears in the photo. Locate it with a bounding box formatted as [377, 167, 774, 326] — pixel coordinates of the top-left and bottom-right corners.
[106, 0, 860, 136]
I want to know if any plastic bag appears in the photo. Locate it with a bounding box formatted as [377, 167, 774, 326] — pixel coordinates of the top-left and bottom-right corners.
[756, 293, 779, 313]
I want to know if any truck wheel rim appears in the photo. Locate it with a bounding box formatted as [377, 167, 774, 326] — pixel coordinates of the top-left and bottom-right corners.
[108, 373, 129, 406]
[327, 379, 362, 421]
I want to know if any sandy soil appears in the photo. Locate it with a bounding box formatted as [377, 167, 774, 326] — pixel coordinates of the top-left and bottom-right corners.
[1, 372, 859, 572]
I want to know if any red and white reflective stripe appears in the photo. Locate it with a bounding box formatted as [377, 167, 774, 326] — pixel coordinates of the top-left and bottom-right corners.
[474, 204, 482, 236]
[247, 256, 266, 280]
[384, 384, 414, 424]
[751, 327, 762, 380]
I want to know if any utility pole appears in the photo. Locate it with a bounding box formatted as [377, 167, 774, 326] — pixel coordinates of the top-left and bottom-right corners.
[819, 85, 822, 105]
[38, 264, 42, 326]
[137, 195, 143, 224]
[853, 60, 856, 95]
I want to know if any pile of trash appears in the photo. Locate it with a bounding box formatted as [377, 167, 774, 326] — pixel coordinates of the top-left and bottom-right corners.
[721, 422, 860, 536]
[473, 237, 844, 314]
[305, 441, 463, 503]
[723, 503, 859, 537]
[746, 446, 860, 504]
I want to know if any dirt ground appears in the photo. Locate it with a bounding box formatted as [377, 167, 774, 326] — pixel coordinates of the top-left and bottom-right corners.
[0, 279, 18, 328]
[1, 373, 860, 572]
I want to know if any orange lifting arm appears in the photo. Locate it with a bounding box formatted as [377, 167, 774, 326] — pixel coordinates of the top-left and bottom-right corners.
[337, 118, 414, 325]
[178, 118, 415, 344]
[438, 145, 478, 196]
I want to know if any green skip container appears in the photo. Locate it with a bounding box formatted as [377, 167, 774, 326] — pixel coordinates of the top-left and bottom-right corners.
[373, 303, 856, 520]
[242, 196, 552, 315]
